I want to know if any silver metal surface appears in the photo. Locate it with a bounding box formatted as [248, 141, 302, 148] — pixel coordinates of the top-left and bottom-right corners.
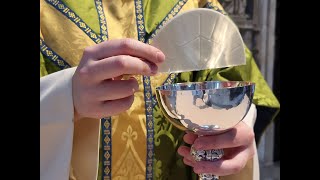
[155, 81, 255, 179]
[156, 81, 255, 135]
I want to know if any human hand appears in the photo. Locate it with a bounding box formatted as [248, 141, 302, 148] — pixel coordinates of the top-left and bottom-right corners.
[72, 38, 165, 120]
[178, 121, 255, 176]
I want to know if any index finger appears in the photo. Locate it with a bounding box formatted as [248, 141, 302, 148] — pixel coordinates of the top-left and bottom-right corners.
[85, 38, 165, 64]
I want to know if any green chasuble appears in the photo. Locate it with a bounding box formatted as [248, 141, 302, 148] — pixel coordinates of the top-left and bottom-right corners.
[40, 0, 280, 179]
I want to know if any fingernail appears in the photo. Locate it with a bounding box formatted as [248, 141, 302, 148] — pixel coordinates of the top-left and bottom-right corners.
[143, 60, 158, 75]
[150, 63, 158, 75]
[156, 52, 165, 62]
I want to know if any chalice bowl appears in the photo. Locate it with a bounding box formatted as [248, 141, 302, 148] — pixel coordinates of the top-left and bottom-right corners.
[155, 81, 255, 180]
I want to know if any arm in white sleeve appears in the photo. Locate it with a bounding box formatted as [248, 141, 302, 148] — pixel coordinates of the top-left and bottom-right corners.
[40, 67, 76, 180]
[40, 67, 101, 180]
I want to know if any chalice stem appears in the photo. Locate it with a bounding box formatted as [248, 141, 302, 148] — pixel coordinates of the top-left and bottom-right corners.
[190, 145, 224, 180]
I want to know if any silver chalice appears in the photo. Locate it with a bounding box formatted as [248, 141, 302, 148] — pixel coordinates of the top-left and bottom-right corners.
[155, 81, 255, 180]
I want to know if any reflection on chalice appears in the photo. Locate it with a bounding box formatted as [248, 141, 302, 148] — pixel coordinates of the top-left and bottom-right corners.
[155, 81, 255, 180]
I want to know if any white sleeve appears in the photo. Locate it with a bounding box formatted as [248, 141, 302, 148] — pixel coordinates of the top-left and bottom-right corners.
[40, 67, 77, 180]
[242, 104, 260, 180]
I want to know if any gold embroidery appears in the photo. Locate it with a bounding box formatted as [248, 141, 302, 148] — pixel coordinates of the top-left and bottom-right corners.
[147, 0, 188, 44]
[110, 74, 147, 179]
[95, 0, 109, 41]
[113, 125, 145, 179]
[40, 0, 96, 66]
[102, 118, 112, 179]
[101, 0, 138, 40]
[40, 38, 71, 69]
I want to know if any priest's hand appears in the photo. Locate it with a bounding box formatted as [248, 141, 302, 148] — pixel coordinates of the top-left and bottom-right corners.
[178, 121, 255, 176]
[72, 38, 165, 120]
